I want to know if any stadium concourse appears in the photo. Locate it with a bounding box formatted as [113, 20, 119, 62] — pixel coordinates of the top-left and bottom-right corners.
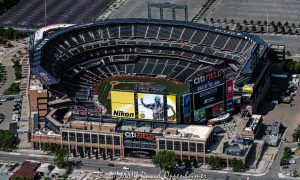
[29, 18, 271, 167]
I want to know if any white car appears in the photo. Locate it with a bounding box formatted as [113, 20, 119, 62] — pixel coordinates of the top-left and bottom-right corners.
[122, 167, 130, 170]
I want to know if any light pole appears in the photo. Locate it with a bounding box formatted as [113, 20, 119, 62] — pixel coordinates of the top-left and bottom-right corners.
[44, 0, 47, 26]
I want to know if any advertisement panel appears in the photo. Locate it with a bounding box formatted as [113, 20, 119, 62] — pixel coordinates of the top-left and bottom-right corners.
[166, 95, 177, 122]
[194, 108, 206, 122]
[138, 93, 164, 120]
[226, 80, 234, 99]
[227, 99, 234, 110]
[212, 102, 224, 116]
[193, 85, 224, 109]
[183, 94, 191, 115]
[111, 91, 135, 119]
[190, 70, 224, 92]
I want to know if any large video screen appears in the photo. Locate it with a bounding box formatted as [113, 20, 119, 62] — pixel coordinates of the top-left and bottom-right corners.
[193, 85, 224, 110]
[111, 91, 135, 119]
[138, 93, 164, 120]
[166, 95, 177, 122]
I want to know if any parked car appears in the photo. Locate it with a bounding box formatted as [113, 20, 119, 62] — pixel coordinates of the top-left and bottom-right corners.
[108, 163, 115, 167]
[281, 96, 291, 103]
[122, 166, 129, 170]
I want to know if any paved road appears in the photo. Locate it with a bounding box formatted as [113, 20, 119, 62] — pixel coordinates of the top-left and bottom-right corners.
[0, 152, 281, 180]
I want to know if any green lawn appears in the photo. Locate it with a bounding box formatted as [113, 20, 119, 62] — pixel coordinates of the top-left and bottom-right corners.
[98, 77, 188, 115]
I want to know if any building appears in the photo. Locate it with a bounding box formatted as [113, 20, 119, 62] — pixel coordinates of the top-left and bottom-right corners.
[10, 161, 40, 180]
[243, 114, 263, 139]
[28, 76, 48, 120]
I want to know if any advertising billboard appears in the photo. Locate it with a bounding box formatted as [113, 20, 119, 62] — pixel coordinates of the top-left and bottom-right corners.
[226, 80, 234, 99]
[166, 95, 177, 122]
[183, 94, 191, 115]
[193, 85, 224, 109]
[212, 102, 224, 116]
[111, 91, 135, 119]
[194, 108, 206, 122]
[138, 93, 164, 120]
[190, 70, 224, 92]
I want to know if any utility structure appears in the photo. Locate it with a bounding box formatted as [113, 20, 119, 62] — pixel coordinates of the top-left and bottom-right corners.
[147, 3, 188, 21]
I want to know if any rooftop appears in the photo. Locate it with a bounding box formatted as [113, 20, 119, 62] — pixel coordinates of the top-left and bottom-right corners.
[10, 161, 39, 179]
[163, 124, 213, 141]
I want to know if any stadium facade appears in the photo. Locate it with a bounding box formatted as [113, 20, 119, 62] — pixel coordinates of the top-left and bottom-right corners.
[29, 18, 270, 166]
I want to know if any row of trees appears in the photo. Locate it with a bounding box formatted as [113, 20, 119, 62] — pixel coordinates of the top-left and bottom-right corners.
[0, 64, 5, 83]
[284, 59, 300, 74]
[280, 147, 293, 166]
[12, 59, 21, 80]
[151, 150, 244, 174]
[0, 27, 27, 44]
[42, 144, 68, 168]
[3, 82, 20, 95]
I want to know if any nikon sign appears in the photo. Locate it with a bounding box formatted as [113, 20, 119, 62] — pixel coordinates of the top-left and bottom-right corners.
[111, 91, 136, 119]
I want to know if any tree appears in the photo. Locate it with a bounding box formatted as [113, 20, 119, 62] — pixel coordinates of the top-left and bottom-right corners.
[277, 21, 282, 27]
[295, 62, 300, 73]
[293, 169, 298, 177]
[48, 164, 55, 172]
[53, 148, 68, 168]
[284, 21, 289, 27]
[292, 128, 300, 142]
[110, 154, 113, 160]
[152, 150, 177, 173]
[87, 151, 91, 159]
[193, 159, 198, 168]
[208, 156, 221, 170]
[288, 28, 293, 35]
[230, 19, 234, 24]
[244, 27, 249, 32]
[217, 19, 221, 23]
[210, 17, 214, 23]
[203, 18, 207, 22]
[243, 19, 247, 24]
[0, 130, 16, 150]
[95, 151, 99, 159]
[79, 150, 84, 158]
[72, 149, 76, 157]
[295, 29, 299, 34]
[225, 25, 229, 30]
[257, 20, 261, 25]
[184, 159, 192, 169]
[229, 158, 243, 172]
[251, 25, 257, 32]
[270, 21, 275, 26]
[224, 18, 227, 23]
[250, 20, 254, 24]
[263, 20, 267, 26]
[177, 158, 182, 166]
[292, 23, 296, 28]
[260, 26, 265, 33]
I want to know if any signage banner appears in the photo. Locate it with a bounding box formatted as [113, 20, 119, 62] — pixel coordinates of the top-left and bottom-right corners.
[226, 80, 234, 99]
[166, 95, 177, 122]
[227, 99, 234, 110]
[194, 108, 206, 122]
[124, 132, 155, 140]
[212, 103, 224, 116]
[111, 91, 135, 119]
[138, 93, 164, 120]
[190, 70, 224, 92]
[183, 94, 191, 115]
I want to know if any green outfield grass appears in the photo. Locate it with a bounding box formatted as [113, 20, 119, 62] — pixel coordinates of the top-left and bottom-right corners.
[98, 77, 188, 115]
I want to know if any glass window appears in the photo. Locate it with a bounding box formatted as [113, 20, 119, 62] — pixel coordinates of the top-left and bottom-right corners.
[182, 142, 188, 151]
[91, 134, 97, 143]
[159, 140, 165, 149]
[62, 132, 68, 141]
[69, 132, 75, 141]
[197, 143, 204, 152]
[166, 141, 173, 150]
[77, 133, 83, 142]
[84, 134, 90, 143]
[174, 141, 181, 151]
[99, 135, 105, 144]
[114, 136, 120, 145]
[106, 135, 113, 145]
[190, 142, 196, 152]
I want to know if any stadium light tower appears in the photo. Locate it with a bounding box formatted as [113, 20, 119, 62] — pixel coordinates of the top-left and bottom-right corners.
[44, 0, 48, 26]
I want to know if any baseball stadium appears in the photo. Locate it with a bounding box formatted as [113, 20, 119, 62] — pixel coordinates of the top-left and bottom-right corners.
[29, 18, 270, 165]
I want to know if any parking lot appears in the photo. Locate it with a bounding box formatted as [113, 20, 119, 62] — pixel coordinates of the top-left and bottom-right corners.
[202, 0, 300, 23]
[0, 0, 113, 28]
[108, 0, 205, 21]
[0, 101, 14, 130]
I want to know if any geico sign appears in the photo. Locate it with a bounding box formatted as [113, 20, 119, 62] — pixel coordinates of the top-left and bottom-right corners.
[193, 71, 223, 85]
[124, 132, 155, 140]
